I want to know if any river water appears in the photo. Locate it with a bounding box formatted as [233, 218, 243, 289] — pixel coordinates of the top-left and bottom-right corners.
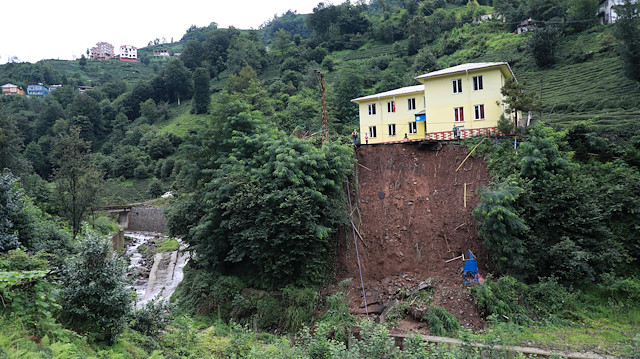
[124, 231, 189, 309]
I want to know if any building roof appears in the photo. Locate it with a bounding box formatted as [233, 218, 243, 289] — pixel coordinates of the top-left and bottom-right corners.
[414, 62, 515, 81]
[1, 83, 18, 88]
[351, 84, 424, 103]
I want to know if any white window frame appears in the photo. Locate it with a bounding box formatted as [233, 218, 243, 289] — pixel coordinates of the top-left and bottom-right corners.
[452, 78, 462, 94]
[408, 122, 417, 134]
[387, 100, 395, 113]
[474, 104, 485, 120]
[473, 76, 484, 91]
[368, 103, 376, 115]
[407, 98, 416, 110]
[369, 126, 377, 138]
[388, 124, 396, 136]
[454, 107, 464, 122]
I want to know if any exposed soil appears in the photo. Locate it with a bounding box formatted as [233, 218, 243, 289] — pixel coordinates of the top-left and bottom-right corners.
[334, 142, 492, 334]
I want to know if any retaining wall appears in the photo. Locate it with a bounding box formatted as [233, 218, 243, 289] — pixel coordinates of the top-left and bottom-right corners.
[127, 206, 168, 233]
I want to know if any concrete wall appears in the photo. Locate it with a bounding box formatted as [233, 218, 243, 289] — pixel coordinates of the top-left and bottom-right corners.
[127, 206, 168, 233]
[111, 230, 125, 251]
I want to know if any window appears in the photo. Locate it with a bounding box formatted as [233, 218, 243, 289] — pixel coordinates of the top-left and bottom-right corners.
[368, 103, 376, 115]
[474, 104, 485, 120]
[408, 122, 417, 134]
[454, 107, 464, 122]
[407, 98, 416, 110]
[387, 100, 395, 113]
[452, 78, 462, 93]
[369, 126, 377, 138]
[388, 124, 396, 136]
[473, 76, 484, 91]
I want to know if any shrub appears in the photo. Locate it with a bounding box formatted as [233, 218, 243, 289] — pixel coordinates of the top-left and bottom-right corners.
[130, 298, 174, 336]
[598, 274, 640, 304]
[424, 306, 460, 336]
[282, 286, 318, 332]
[524, 277, 577, 323]
[255, 295, 283, 330]
[386, 302, 411, 323]
[134, 164, 149, 179]
[147, 178, 163, 198]
[60, 233, 131, 343]
[471, 275, 530, 325]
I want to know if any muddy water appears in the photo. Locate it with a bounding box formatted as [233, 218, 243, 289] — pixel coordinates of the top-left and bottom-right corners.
[124, 231, 189, 309]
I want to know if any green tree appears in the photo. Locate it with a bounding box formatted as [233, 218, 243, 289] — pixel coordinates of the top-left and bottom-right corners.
[61, 233, 131, 343]
[192, 67, 211, 114]
[0, 103, 26, 173]
[147, 178, 164, 198]
[568, 0, 598, 31]
[226, 33, 265, 74]
[331, 67, 364, 131]
[272, 28, 292, 57]
[168, 102, 354, 289]
[527, 26, 563, 68]
[614, 0, 640, 82]
[50, 127, 103, 238]
[180, 40, 205, 70]
[79, 54, 87, 67]
[163, 58, 192, 105]
[473, 183, 530, 276]
[500, 77, 540, 127]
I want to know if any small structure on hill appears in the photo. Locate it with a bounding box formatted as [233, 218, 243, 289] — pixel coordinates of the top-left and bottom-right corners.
[516, 18, 537, 34]
[1, 83, 25, 96]
[119, 45, 138, 62]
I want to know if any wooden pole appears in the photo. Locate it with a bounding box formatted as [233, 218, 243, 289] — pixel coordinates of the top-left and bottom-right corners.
[455, 137, 485, 172]
[464, 183, 467, 208]
[315, 70, 328, 143]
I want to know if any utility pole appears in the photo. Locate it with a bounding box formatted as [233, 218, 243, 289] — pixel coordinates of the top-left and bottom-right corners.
[315, 70, 328, 143]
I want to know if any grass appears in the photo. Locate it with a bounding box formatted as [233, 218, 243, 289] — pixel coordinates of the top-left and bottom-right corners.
[102, 177, 173, 205]
[476, 299, 640, 356]
[156, 237, 179, 252]
[46, 59, 157, 86]
[156, 100, 209, 137]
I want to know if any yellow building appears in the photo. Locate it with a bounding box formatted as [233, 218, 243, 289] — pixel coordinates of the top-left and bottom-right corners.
[352, 85, 426, 145]
[352, 62, 516, 144]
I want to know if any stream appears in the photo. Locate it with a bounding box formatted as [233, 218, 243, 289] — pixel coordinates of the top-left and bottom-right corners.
[124, 231, 189, 309]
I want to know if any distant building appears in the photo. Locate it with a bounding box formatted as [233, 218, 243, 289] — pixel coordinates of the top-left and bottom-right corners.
[476, 12, 503, 23]
[516, 18, 537, 34]
[598, 0, 637, 24]
[90, 42, 115, 60]
[78, 85, 94, 93]
[153, 49, 172, 57]
[27, 84, 49, 97]
[120, 45, 138, 62]
[1, 83, 26, 96]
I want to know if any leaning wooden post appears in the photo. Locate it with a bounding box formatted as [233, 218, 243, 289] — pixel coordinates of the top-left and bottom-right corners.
[455, 137, 485, 172]
[315, 70, 328, 143]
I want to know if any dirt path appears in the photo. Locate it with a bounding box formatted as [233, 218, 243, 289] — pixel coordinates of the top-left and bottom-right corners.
[335, 142, 492, 331]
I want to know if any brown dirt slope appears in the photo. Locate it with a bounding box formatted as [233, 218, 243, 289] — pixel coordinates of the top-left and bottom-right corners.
[336, 142, 492, 331]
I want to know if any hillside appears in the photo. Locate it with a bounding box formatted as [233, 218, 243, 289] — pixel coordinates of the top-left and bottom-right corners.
[338, 142, 490, 330]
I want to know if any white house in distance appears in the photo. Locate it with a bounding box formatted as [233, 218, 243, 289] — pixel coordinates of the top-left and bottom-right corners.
[598, 0, 637, 24]
[120, 45, 137, 62]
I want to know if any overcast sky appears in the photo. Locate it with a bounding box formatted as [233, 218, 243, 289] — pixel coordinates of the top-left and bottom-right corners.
[1, 0, 324, 64]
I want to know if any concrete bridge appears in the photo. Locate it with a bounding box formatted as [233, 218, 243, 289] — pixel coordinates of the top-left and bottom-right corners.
[99, 205, 168, 251]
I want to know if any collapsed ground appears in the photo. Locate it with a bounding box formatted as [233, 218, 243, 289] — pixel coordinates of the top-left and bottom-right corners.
[335, 142, 491, 334]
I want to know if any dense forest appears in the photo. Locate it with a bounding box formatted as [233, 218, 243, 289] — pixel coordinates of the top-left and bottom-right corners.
[1, 0, 640, 357]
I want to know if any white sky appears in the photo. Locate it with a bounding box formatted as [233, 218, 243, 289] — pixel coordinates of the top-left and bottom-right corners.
[1, 0, 323, 64]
